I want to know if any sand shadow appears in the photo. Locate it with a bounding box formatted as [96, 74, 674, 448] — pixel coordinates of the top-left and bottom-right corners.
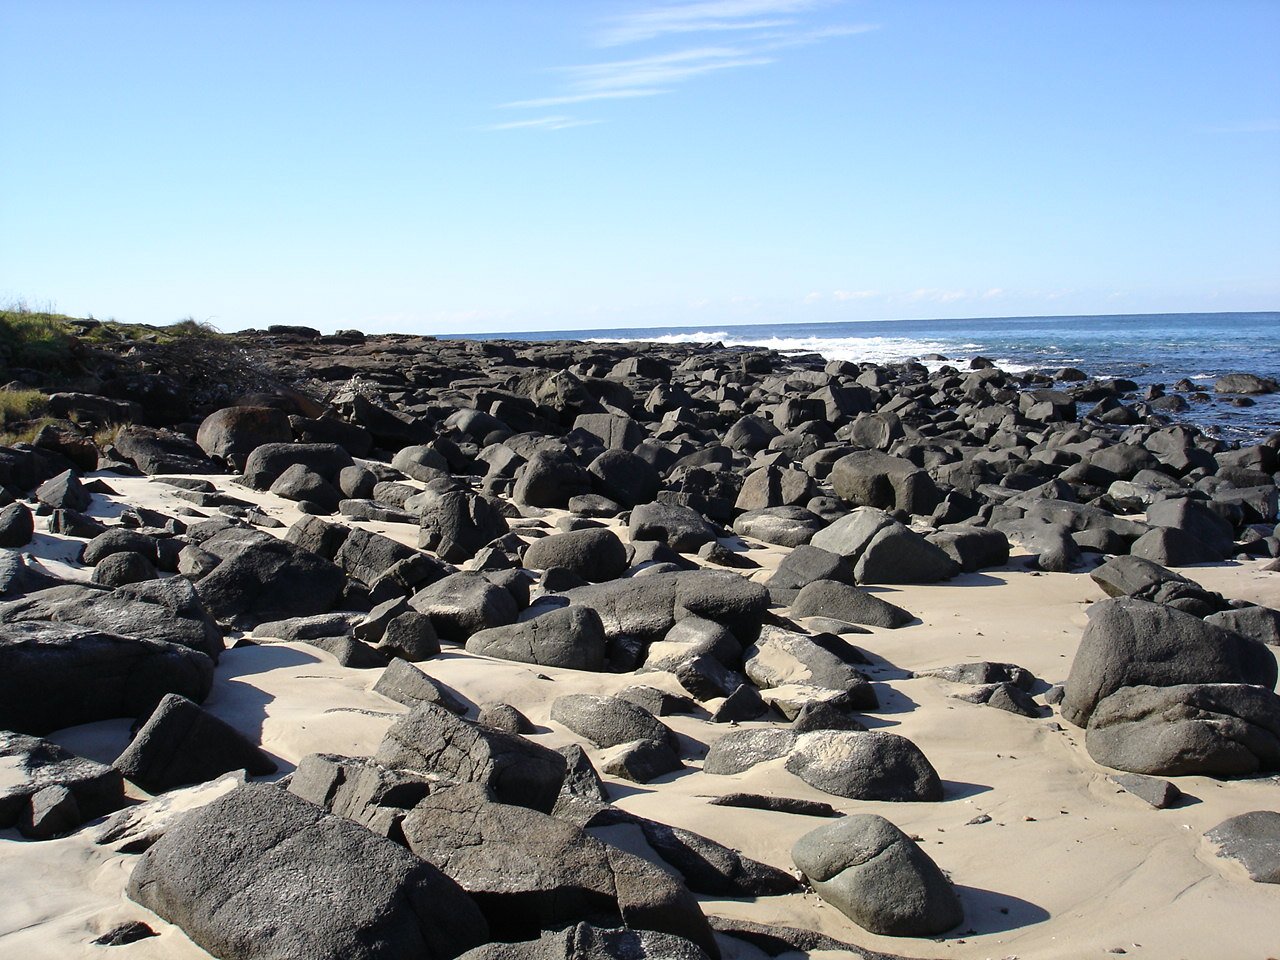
[952, 885, 1051, 935]
[942, 780, 994, 800]
[867, 683, 918, 716]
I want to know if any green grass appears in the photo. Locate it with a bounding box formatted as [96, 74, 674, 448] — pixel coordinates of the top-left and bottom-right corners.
[0, 308, 77, 370]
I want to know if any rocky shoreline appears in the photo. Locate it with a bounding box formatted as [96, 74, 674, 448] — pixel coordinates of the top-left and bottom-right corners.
[1, 322, 1278, 959]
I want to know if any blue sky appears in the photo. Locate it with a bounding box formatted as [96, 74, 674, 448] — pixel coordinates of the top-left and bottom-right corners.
[2, 1, 1277, 334]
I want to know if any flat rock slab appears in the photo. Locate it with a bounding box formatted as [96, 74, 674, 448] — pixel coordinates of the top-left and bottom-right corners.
[0, 731, 124, 829]
[1205, 810, 1280, 883]
[127, 782, 489, 960]
[0, 621, 213, 735]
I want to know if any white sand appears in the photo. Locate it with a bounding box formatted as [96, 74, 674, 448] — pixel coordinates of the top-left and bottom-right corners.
[3, 472, 1278, 960]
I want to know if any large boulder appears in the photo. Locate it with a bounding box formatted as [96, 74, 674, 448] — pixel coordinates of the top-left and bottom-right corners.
[113, 426, 218, 475]
[241, 442, 354, 491]
[560, 571, 769, 643]
[791, 814, 962, 937]
[409, 572, 519, 643]
[0, 621, 213, 735]
[0, 577, 223, 661]
[768, 545, 853, 596]
[810, 508, 958, 584]
[375, 702, 565, 812]
[744, 624, 878, 707]
[551, 694, 675, 750]
[194, 535, 346, 627]
[784, 730, 943, 801]
[195, 406, 293, 468]
[790, 580, 914, 629]
[523, 529, 628, 583]
[1061, 598, 1277, 726]
[401, 785, 718, 956]
[513, 451, 593, 508]
[467, 606, 607, 671]
[830, 451, 940, 516]
[113, 693, 278, 793]
[629, 503, 719, 554]
[1086, 683, 1280, 776]
[127, 783, 488, 960]
[587, 449, 660, 508]
[417, 491, 510, 563]
[732, 507, 826, 548]
[735, 465, 815, 512]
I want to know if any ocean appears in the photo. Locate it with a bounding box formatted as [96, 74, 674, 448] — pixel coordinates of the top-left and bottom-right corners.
[452, 312, 1280, 444]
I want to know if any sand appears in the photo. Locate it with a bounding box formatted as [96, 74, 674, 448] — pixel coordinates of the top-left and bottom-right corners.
[2, 471, 1278, 960]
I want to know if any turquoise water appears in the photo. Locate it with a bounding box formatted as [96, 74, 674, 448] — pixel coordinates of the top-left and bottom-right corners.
[453, 312, 1280, 443]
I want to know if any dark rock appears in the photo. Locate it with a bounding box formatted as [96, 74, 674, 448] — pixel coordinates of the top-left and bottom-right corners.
[0, 502, 34, 547]
[455, 923, 709, 960]
[82, 528, 159, 565]
[401, 785, 717, 956]
[830, 451, 940, 516]
[410, 572, 519, 643]
[477, 701, 535, 735]
[114, 693, 277, 793]
[390, 444, 450, 482]
[927, 526, 1010, 572]
[0, 621, 213, 734]
[732, 507, 826, 548]
[241, 442, 353, 491]
[114, 425, 218, 475]
[707, 793, 843, 818]
[377, 611, 441, 662]
[702, 728, 797, 776]
[1207, 605, 1280, 647]
[792, 814, 963, 936]
[36, 469, 91, 511]
[270, 463, 343, 512]
[785, 731, 943, 801]
[195, 406, 293, 467]
[600, 738, 683, 783]
[587, 449, 661, 509]
[629, 503, 719, 553]
[513, 451, 593, 508]
[950, 682, 1041, 717]
[1204, 810, 1280, 882]
[376, 702, 566, 812]
[467, 605, 606, 671]
[194, 533, 346, 627]
[644, 616, 743, 673]
[91, 551, 159, 586]
[0, 731, 124, 829]
[710, 684, 769, 722]
[558, 744, 609, 802]
[768, 544, 853, 595]
[1108, 772, 1182, 808]
[1061, 598, 1277, 726]
[91, 920, 158, 946]
[915, 661, 1037, 689]
[417, 491, 510, 563]
[1086, 683, 1280, 776]
[811, 508, 958, 584]
[524, 528, 628, 583]
[1214, 373, 1278, 395]
[20, 783, 81, 839]
[791, 580, 914, 629]
[372, 658, 468, 715]
[126, 783, 488, 960]
[551, 693, 675, 750]
[744, 624, 877, 706]
[792, 700, 867, 733]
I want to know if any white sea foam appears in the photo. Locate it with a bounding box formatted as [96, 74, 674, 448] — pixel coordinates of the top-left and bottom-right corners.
[586, 331, 1040, 372]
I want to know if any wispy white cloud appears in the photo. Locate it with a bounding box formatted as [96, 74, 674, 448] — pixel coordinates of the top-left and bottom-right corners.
[832, 289, 877, 301]
[487, 2, 876, 130]
[482, 115, 602, 132]
[560, 46, 775, 93]
[803, 291, 823, 303]
[598, 0, 822, 47]
[502, 88, 669, 109]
